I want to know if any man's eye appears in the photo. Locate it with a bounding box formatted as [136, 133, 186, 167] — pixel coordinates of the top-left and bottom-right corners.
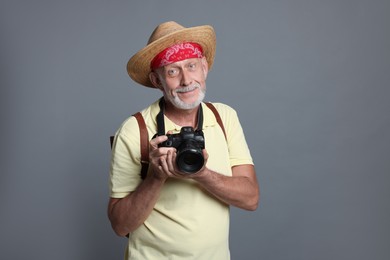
[167, 69, 177, 76]
[189, 63, 197, 70]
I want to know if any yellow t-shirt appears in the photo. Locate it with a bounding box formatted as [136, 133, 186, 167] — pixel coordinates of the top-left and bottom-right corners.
[109, 99, 253, 260]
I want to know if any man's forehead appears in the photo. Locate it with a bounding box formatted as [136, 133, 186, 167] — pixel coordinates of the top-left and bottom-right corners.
[163, 58, 202, 68]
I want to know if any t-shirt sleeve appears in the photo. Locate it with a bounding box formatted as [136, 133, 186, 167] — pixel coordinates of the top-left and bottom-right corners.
[215, 103, 254, 167]
[109, 116, 143, 198]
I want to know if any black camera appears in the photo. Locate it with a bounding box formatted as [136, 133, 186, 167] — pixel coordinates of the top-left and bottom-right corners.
[159, 126, 205, 174]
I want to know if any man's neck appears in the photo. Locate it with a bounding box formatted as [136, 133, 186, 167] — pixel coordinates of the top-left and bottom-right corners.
[163, 100, 200, 128]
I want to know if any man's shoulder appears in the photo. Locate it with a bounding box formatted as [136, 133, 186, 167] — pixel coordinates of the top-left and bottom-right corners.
[204, 101, 237, 118]
[116, 100, 159, 136]
[115, 115, 139, 139]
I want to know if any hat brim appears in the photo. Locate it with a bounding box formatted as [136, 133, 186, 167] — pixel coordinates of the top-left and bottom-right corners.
[127, 25, 216, 88]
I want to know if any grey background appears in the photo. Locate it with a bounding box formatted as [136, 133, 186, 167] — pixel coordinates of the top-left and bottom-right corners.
[1, 0, 389, 259]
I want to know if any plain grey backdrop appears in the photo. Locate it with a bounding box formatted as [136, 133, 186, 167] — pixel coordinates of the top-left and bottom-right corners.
[1, 0, 389, 259]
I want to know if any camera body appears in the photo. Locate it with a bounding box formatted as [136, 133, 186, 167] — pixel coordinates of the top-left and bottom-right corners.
[159, 126, 205, 174]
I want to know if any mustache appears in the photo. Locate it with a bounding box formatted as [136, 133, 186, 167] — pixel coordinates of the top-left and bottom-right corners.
[175, 83, 201, 93]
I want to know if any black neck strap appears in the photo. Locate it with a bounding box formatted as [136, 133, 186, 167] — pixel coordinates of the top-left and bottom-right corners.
[156, 98, 203, 135]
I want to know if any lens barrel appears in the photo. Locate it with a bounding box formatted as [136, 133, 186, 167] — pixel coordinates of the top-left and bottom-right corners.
[176, 147, 204, 174]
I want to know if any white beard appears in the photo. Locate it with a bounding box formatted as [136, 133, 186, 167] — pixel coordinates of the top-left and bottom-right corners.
[166, 83, 206, 110]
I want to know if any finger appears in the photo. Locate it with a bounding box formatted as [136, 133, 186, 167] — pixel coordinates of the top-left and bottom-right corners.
[166, 149, 176, 172]
[159, 156, 170, 174]
[150, 135, 168, 149]
[202, 149, 209, 161]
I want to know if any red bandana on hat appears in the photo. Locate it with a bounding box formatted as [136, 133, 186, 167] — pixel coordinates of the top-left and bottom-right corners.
[150, 42, 203, 69]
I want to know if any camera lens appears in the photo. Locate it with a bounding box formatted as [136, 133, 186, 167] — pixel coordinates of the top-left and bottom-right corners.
[183, 153, 198, 165]
[176, 149, 204, 174]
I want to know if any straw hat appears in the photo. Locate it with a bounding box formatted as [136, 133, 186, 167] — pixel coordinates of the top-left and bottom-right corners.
[127, 21, 216, 88]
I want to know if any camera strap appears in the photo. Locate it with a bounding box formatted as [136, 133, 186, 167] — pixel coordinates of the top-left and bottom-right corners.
[110, 98, 225, 181]
[156, 98, 166, 136]
[156, 97, 204, 135]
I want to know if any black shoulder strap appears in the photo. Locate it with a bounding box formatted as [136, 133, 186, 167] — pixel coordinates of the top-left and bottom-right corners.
[205, 102, 227, 140]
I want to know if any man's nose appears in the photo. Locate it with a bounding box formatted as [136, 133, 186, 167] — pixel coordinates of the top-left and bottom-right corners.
[180, 70, 192, 86]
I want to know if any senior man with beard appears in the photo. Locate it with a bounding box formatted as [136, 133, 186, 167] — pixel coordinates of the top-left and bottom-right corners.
[108, 21, 259, 260]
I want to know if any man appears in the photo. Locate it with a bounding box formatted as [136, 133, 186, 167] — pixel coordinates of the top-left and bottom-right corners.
[108, 21, 259, 259]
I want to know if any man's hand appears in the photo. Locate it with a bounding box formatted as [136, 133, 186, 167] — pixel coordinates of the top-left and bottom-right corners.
[149, 133, 209, 179]
[149, 134, 175, 180]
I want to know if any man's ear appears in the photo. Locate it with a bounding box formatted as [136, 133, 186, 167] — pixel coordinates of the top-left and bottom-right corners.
[149, 71, 163, 90]
[201, 57, 209, 79]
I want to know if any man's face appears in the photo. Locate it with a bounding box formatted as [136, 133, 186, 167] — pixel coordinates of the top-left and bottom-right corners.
[152, 57, 208, 110]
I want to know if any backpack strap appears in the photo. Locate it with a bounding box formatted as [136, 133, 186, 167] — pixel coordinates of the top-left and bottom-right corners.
[135, 103, 225, 179]
[133, 112, 149, 180]
[205, 102, 227, 140]
[109, 112, 149, 180]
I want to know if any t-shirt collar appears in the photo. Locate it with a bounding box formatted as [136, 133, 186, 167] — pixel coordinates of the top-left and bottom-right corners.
[150, 98, 217, 133]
